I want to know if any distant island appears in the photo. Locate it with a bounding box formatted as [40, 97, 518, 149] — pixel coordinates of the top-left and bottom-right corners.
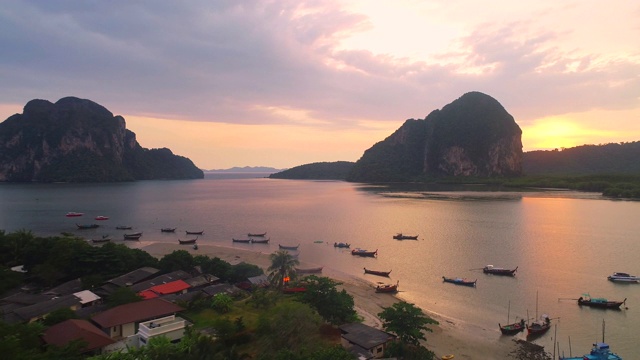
[0, 97, 203, 182]
[205, 166, 284, 173]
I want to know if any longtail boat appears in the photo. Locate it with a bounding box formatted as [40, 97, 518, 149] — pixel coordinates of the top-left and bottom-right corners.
[483, 265, 518, 276]
[232, 238, 251, 243]
[161, 227, 176, 233]
[334, 242, 350, 248]
[279, 243, 300, 250]
[123, 232, 142, 240]
[251, 237, 270, 244]
[76, 223, 99, 229]
[248, 232, 267, 237]
[179, 237, 198, 245]
[393, 233, 418, 240]
[351, 248, 377, 257]
[442, 276, 477, 287]
[499, 301, 525, 335]
[578, 294, 626, 309]
[364, 268, 391, 277]
[186, 230, 204, 235]
[375, 281, 399, 293]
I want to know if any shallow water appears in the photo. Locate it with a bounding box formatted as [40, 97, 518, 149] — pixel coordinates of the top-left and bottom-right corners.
[1, 174, 638, 358]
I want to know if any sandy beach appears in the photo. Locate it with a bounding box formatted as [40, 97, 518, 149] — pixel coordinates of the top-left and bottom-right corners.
[140, 242, 527, 359]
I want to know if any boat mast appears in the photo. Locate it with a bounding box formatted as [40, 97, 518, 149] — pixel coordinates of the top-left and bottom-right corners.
[507, 300, 510, 324]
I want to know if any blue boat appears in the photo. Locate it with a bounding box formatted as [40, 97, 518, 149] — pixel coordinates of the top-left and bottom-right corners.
[559, 342, 622, 360]
[442, 276, 477, 287]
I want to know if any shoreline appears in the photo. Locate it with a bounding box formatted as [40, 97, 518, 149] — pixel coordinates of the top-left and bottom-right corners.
[139, 242, 524, 359]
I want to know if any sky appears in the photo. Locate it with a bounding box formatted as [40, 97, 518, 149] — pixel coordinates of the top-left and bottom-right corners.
[1, 1, 639, 169]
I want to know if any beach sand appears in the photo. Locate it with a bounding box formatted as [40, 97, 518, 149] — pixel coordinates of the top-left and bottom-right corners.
[139, 242, 533, 359]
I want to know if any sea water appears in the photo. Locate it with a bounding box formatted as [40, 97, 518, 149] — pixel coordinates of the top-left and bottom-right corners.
[1, 174, 638, 358]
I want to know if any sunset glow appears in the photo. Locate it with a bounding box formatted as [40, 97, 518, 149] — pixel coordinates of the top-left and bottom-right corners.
[1, 1, 639, 168]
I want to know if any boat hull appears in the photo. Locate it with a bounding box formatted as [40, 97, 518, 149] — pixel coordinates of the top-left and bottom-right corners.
[442, 276, 477, 287]
[364, 268, 391, 277]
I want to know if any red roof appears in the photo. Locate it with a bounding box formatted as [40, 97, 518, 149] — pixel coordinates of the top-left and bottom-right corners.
[149, 279, 191, 295]
[91, 298, 184, 328]
[139, 290, 159, 299]
[43, 319, 115, 352]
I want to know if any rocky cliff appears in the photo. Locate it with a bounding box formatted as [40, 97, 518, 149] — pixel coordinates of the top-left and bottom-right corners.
[347, 92, 522, 182]
[0, 97, 204, 182]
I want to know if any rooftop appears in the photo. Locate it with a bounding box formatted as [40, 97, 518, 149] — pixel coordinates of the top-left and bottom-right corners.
[91, 298, 184, 328]
[43, 319, 115, 352]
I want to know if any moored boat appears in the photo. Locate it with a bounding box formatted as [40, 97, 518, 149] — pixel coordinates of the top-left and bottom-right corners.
[161, 227, 176, 233]
[66, 212, 84, 217]
[442, 276, 477, 287]
[251, 237, 270, 244]
[559, 342, 623, 360]
[76, 223, 99, 229]
[483, 265, 518, 276]
[376, 281, 399, 293]
[279, 243, 300, 250]
[116, 225, 132, 230]
[499, 300, 525, 335]
[123, 232, 142, 240]
[527, 314, 551, 337]
[248, 232, 267, 237]
[295, 266, 323, 274]
[186, 230, 204, 235]
[393, 233, 418, 240]
[95, 216, 109, 221]
[364, 268, 391, 277]
[351, 248, 377, 257]
[334, 242, 350, 248]
[178, 237, 198, 245]
[232, 238, 252, 243]
[500, 319, 525, 335]
[578, 295, 626, 309]
[91, 235, 111, 243]
[607, 272, 640, 283]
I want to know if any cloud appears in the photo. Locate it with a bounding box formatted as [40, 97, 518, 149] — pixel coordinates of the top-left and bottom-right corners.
[1, 0, 639, 133]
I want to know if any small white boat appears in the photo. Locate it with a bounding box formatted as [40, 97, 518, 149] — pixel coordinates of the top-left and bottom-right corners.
[607, 272, 640, 283]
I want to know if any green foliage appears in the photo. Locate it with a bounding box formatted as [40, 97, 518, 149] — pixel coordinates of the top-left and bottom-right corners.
[42, 307, 78, 326]
[269, 161, 355, 180]
[256, 302, 323, 355]
[298, 275, 357, 325]
[267, 251, 299, 289]
[228, 262, 264, 284]
[384, 341, 436, 360]
[107, 287, 143, 308]
[249, 288, 277, 309]
[159, 250, 195, 273]
[378, 301, 439, 346]
[211, 293, 233, 313]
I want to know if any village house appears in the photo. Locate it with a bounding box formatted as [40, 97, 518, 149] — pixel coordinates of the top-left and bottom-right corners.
[339, 323, 397, 359]
[42, 319, 116, 355]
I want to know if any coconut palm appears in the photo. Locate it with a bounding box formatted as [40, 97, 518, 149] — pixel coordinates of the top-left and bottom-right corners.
[268, 250, 299, 288]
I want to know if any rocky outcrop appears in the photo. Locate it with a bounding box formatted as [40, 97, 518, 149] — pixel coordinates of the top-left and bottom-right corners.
[347, 92, 522, 182]
[0, 97, 203, 182]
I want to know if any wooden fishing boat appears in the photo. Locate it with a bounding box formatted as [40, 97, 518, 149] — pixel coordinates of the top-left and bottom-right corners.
[442, 276, 477, 287]
[116, 225, 132, 230]
[483, 265, 518, 276]
[295, 266, 323, 274]
[499, 301, 525, 335]
[248, 232, 267, 237]
[351, 248, 377, 257]
[94, 215, 109, 221]
[76, 223, 99, 229]
[607, 271, 640, 283]
[91, 236, 111, 243]
[333, 242, 350, 248]
[527, 292, 551, 337]
[161, 227, 176, 233]
[393, 233, 418, 240]
[123, 233, 142, 240]
[178, 237, 198, 245]
[186, 230, 204, 235]
[559, 342, 622, 360]
[527, 314, 551, 336]
[578, 294, 626, 309]
[279, 243, 300, 250]
[375, 281, 399, 293]
[232, 238, 252, 243]
[251, 237, 270, 244]
[66, 212, 84, 217]
[364, 268, 391, 277]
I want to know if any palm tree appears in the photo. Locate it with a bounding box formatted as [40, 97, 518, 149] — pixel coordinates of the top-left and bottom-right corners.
[268, 250, 299, 288]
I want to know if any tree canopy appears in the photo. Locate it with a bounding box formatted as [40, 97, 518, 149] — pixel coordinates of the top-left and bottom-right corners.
[378, 301, 439, 346]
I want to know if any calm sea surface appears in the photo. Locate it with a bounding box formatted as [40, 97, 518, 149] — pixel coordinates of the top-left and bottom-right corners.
[1, 173, 639, 358]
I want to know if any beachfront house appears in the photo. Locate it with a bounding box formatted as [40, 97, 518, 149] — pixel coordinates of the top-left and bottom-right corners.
[138, 279, 191, 299]
[90, 298, 185, 340]
[339, 323, 397, 359]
